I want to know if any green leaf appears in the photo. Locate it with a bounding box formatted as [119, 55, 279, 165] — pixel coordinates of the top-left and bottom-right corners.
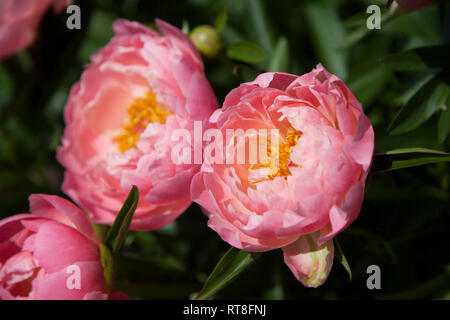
[334, 237, 352, 281]
[381, 43, 450, 72]
[343, 12, 368, 28]
[247, 0, 274, 54]
[341, 12, 395, 50]
[268, 36, 289, 73]
[104, 185, 139, 255]
[372, 148, 450, 172]
[349, 66, 391, 108]
[93, 223, 109, 242]
[438, 96, 450, 143]
[303, 1, 348, 79]
[227, 40, 266, 64]
[389, 79, 449, 135]
[215, 8, 228, 32]
[263, 264, 284, 299]
[99, 243, 115, 289]
[393, 71, 437, 106]
[182, 19, 190, 35]
[195, 247, 260, 300]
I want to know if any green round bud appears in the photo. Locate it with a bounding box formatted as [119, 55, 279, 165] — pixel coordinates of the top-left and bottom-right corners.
[189, 25, 223, 59]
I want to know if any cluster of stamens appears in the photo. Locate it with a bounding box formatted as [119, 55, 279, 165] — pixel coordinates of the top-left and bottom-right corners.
[248, 127, 301, 184]
[113, 92, 171, 152]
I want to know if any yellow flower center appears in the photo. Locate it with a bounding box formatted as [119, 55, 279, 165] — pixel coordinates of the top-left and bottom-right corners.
[249, 127, 301, 184]
[113, 92, 171, 152]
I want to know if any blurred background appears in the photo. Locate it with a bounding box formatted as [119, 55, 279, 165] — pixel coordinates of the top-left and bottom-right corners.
[0, 0, 449, 299]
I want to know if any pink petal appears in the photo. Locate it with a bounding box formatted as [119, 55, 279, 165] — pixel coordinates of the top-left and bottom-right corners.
[34, 261, 107, 300]
[0, 251, 38, 286]
[0, 240, 20, 264]
[155, 18, 203, 70]
[83, 291, 108, 300]
[0, 214, 32, 242]
[112, 18, 159, 37]
[250, 72, 297, 90]
[146, 166, 197, 205]
[318, 181, 365, 245]
[29, 194, 97, 242]
[33, 221, 99, 273]
[184, 72, 218, 121]
[0, 287, 14, 300]
[346, 113, 375, 171]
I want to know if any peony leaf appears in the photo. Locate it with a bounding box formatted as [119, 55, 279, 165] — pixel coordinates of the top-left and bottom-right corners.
[438, 96, 450, 143]
[372, 148, 450, 172]
[100, 243, 115, 290]
[334, 237, 352, 281]
[247, 0, 274, 54]
[104, 185, 139, 255]
[392, 71, 436, 106]
[215, 8, 228, 32]
[195, 247, 260, 300]
[181, 19, 190, 35]
[381, 43, 450, 72]
[303, 1, 348, 79]
[268, 36, 289, 73]
[341, 11, 395, 50]
[227, 40, 266, 64]
[389, 79, 449, 135]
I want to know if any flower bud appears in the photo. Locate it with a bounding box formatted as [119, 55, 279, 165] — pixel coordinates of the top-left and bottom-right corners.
[189, 25, 223, 59]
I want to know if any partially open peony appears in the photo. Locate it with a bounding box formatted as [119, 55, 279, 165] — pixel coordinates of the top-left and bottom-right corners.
[0, 194, 128, 300]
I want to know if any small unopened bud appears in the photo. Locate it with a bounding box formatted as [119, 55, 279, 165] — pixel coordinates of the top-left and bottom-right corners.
[189, 25, 223, 59]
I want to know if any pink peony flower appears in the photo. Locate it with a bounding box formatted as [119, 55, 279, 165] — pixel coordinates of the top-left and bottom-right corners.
[57, 19, 218, 230]
[0, 0, 71, 61]
[396, 0, 437, 9]
[0, 194, 129, 300]
[191, 64, 374, 287]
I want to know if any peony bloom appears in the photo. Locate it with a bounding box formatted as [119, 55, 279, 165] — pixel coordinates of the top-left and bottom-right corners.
[57, 19, 217, 230]
[191, 64, 374, 287]
[0, 194, 128, 300]
[396, 0, 437, 9]
[0, 0, 71, 61]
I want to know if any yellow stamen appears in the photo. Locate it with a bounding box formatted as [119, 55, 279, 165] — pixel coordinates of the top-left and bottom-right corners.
[113, 92, 171, 152]
[249, 127, 301, 184]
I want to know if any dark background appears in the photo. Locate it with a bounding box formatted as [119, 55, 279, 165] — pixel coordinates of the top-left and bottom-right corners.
[0, 0, 449, 299]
